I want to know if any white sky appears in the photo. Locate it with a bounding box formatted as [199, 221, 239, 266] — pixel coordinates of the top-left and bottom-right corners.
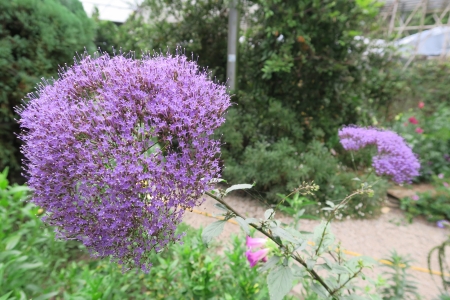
[79, 0, 144, 23]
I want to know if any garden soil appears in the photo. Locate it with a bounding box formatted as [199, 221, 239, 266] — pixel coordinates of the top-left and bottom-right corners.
[183, 189, 448, 299]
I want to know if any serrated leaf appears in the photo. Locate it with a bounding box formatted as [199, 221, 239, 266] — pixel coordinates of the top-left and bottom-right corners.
[306, 258, 316, 270]
[271, 226, 298, 243]
[259, 255, 280, 273]
[329, 264, 352, 274]
[245, 217, 259, 225]
[313, 221, 327, 245]
[310, 281, 329, 298]
[267, 265, 293, 300]
[291, 263, 306, 278]
[234, 216, 250, 234]
[264, 209, 274, 220]
[225, 183, 253, 195]
[214, 203, 228, 211]
[201, 220, 226, 245]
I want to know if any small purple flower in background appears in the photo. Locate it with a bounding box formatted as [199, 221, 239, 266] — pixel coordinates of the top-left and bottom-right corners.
[246, 248, 270, 267]
[444, 182, 449, 188]
[411, 194, 419, 201]
[437, 220, 450, 228]
[338, 126, 420, 184]
[438, 173, 445, 179]
[16, 51, 231, 272]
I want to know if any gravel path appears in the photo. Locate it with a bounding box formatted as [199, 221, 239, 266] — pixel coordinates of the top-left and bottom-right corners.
[183, 193, 449, 299]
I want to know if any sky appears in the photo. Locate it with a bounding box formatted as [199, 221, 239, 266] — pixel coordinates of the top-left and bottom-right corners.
[79, 0, 144, 23]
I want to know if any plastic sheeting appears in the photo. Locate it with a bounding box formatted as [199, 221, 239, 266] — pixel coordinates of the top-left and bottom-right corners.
[395, 26, 450, 56]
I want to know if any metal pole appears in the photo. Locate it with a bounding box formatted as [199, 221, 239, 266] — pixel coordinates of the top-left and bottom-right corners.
[227, 0, 239, 92]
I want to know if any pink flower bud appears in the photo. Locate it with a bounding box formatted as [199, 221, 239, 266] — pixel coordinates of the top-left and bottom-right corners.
[418, 102, 425, 109]
[246, 236, 267, 249]
[415, 127, 423, 134]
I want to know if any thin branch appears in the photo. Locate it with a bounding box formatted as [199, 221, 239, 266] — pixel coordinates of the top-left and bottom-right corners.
[205, 191, 334, 295]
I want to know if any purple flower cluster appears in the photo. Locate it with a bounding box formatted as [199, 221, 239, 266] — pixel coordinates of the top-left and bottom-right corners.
[339, 126, 420, 184]
[17, 52, 231, 271]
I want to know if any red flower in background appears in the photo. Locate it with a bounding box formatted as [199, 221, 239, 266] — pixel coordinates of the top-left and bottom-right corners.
[418, 102, 425, 109]
[408, 116, 419, 125]
[415, 127, 424, 134]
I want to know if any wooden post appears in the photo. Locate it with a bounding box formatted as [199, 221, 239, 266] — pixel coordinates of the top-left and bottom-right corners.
[388, 0, 399, 37]
[404, 0, 428, 70]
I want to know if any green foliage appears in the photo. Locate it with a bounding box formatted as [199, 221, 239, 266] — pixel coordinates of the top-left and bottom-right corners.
[220, 0, 393, 203]
[0, 169, 269, 299]
[428, 234, 450, 293]
[380, 251, 420, 300]
[91, 7, 121, 56]
[391, 103, 450, 182]
[224, 138, 387, 217]
[0, 0, 95, 183]
[206, 183, 383, 299]
[118, 0, 231, 82]
[400, 174, 450, 223]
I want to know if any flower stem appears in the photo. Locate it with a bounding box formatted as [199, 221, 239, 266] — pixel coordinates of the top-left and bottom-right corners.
[205, 191, 334, 295]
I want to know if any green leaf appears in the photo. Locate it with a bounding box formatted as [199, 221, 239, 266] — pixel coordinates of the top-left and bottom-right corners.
[329, 264, 352, 274]
[214, 203, 228, 211]
[271, 226, 298, 243]
[264, 208, 274, 220]
[201, 220, 226, 245]
[325, 200, 335, 208]
[267, 265, 293, 300]
[310, 281, 329, 298]
[224, 183, 253, 195]
[18, 262, 44, 270]
[33, 292, 60, 300]
[291, 264, 306, 278]
[306, 258, 316, 270]
[0, 291, 13, 300]
[5, 234, 21, 250]
[234, 216, 250, 234]
[245, 217, 259, 225]
[358, 256, 379, 267]
[259, 255, 280, 273]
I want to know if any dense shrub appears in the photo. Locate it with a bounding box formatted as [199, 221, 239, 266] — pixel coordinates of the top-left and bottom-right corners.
[118, 0, 231, 83]
[392, 102, 450, 181]
[401, 174, 450, 223]
[220, 0, 389, 203]
[0, 0, 95, 183]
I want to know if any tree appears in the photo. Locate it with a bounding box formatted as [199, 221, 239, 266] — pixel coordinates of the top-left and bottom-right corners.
[0, 0, 95, 182]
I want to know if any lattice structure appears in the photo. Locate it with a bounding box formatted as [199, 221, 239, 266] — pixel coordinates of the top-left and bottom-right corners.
[379, 0, 450, 65]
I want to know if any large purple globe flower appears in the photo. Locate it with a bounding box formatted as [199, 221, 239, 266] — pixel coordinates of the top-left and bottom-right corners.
[339, 126, 420, 184]
[17, 52, 231, 271]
